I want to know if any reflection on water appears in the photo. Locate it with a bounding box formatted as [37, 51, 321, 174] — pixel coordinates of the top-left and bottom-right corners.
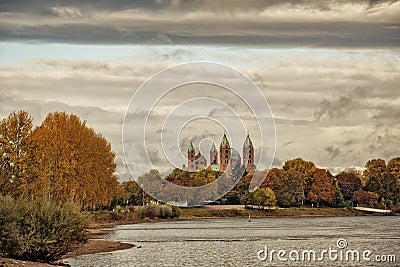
[65, 216, 399, 266]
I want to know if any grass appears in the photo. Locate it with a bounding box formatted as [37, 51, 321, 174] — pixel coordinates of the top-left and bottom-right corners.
[179, 206, 365, 219]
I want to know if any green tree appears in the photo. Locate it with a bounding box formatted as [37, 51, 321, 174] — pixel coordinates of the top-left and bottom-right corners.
[333, 180, 345, 207]
[364, 159, 386, 196]
[264, 168, 303, 207]
[380, 172, 399, 206]
[249, 187, 267, 209]
[264, 187, 277, 209]
[283, 158, 316, 204]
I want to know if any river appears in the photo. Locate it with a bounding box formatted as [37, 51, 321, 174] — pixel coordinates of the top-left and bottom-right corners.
[65, 216, 399, 266]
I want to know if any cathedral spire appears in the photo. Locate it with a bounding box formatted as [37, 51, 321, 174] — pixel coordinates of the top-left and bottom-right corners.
[188, 141, 194, 152]
[220, 133, 230, 148]
[243, 133, 253, 148]
[211, 142, 217, 152]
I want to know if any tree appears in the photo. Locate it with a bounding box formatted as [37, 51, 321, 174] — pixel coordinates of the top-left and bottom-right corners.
[353, 189, 379, 208]
[0, 111, 32, 197]
[380, 172, 399, 207]
[115, 180, 154, 206]
[250, 187, 267, 209]
[264, 168, 303, 207]
[364, 159, 386, 196]
[387, 157, 400, 184]
[308, 169, 335, 207]
[264, 187, 277, 209]
[26, 112, 118, 208]
[245, 187, 276, 209]
[283, 158, 316, 204]
[332, 180, 345, 207]
[336, 171, 362, 201]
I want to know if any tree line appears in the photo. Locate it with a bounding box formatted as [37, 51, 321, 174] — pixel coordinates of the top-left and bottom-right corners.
[2, 110, 398, 211]
[115, 157, 400, 210]
[0, 110, 118, 209]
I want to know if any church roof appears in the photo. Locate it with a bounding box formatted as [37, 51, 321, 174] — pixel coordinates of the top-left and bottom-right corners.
[243, 134, 253, 148]
[188, 141, 194, 152]
[220, 133, 230, 148]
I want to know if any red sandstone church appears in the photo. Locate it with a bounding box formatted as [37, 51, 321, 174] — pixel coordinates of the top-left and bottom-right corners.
[186, 133, 256, 175]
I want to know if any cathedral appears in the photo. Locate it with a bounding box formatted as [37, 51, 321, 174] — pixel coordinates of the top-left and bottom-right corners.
[186, 133, 256, 175]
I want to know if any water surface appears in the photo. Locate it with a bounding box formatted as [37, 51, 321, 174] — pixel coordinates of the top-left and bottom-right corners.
[65, 216, 399, 266]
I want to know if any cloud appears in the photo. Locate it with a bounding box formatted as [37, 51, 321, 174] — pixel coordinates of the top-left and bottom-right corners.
[283, 141, 293, 147]
[314, 96, 355, 121]
[372, 105, 400, 121]
[1, 22, 399, 180]
[0, 1, 399, 47]
[49, 6, 83, 18]
[325, 145, 341, 159]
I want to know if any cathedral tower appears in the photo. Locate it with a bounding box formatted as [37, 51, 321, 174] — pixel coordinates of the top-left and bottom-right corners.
[188, 141, 195, 171]
[243, 133, 254, 175]
[220, 133, 231, 172]
[210, 142, 218, 165]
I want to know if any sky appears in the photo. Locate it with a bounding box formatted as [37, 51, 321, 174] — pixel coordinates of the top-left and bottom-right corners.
[0, 0, 399, 180]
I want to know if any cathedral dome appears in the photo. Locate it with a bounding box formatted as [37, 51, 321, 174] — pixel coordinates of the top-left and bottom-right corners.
[230, 148, 241, 159]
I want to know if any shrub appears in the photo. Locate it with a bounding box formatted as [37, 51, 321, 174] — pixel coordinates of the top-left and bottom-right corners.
[110, 211, 124, 221]
[140, 204, 181, 219]
[159, 205, 173, 218]
[0, 195, 88, 261]
[0, 195, 21, 257]
[171, 205, 182, 218]
[141, 203, 160, 219]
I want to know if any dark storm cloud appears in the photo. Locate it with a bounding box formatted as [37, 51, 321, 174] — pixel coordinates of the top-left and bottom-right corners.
[325, 145, 341, 159]
[1, 0, 399, 47]
[313, 87, 375, 121]
[314, 96, 356, 121]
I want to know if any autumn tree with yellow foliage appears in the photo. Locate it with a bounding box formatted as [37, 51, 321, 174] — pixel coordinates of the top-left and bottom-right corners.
[1, 111, 118, 209]
[0, 111, 33, 198]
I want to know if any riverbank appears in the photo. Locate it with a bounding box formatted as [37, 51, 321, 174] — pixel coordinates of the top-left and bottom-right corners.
[177, 205, 367, 219]
[88, 206, 369, 228]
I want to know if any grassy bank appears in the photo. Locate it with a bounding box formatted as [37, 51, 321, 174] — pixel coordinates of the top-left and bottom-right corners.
[180, 206, 366, 218]
[86, 206, 370, 228]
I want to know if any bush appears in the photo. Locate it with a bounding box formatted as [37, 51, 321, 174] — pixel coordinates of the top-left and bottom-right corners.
[0, 195, 87, 261]
[140, 204, 181, 219]
[159, 205, 173, 218]
[171, 205, 182, 218]
[140, 203, 160, 218]
[0, 196, 21, 257]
